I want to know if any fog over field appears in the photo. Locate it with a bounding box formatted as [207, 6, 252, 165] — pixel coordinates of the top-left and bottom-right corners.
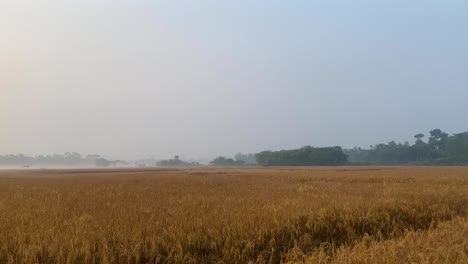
[2, 1, 468, 161]
[2, 2, 468, 262]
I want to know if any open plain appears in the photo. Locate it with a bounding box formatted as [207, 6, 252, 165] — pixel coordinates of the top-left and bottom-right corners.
[0, 167, 467, 263]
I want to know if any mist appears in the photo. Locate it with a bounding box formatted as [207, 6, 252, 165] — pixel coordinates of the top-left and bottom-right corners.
[2, 1, 468, 161]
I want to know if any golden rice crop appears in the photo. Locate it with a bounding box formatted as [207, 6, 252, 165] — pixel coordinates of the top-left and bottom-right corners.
[0, 167, 467, 263]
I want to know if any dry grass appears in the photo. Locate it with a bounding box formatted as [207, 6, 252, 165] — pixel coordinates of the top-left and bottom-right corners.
[0, 167, 467, 263]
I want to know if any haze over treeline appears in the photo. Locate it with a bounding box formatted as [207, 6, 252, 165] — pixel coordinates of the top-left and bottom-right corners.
[2, 128, 468, 167]
[2, 1, 468, 160]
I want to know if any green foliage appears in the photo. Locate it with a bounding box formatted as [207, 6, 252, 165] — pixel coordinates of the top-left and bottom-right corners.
[444, 132, 468, 165]
[345, 129, 468, 165]
[158, 156, 201, 167]
[234, 153, 257, 165]
[210, 156, 245, 166]
[429, 129, 449, 151]
[256, 146, 348, 166]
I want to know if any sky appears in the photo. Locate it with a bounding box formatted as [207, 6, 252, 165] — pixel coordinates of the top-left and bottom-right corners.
[1, 0, 468, 160]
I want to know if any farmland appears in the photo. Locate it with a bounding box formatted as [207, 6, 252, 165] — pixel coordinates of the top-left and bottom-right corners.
[0, 167, 467, 263]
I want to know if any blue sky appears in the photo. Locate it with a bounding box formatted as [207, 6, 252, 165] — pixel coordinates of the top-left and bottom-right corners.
[1, 1, 468, 160]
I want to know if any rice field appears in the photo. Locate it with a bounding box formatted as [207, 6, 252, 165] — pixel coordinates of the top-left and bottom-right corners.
[0, 167, 467, 263]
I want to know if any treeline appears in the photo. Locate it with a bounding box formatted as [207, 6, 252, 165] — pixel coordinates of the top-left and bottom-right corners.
[150, 154, 258, 167]
[0, 153, 106, 167]
[3, 128, 467, 168]
[345, 129, 468, 165]
[156, 154, 258, 167]
[211, 129, 468, 167]
[0, 153, 129, 168]
[157, 156, 203, 167]
[256, 146, 347, 166]
[210, 154, 257, 166]
[210, 156, 245, 166]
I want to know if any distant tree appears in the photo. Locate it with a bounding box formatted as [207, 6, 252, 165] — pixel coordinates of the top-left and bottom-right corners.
[110, 160, 129, 167]
[95, 158, 111, 168]
[210, 156, 245, 166]
[0, 153, 120, 168]
[414, 134, 425, 145]
[86, 154, 101, 161]
[234, 153, 257, 165]
[429, 129, 449, 151]
[343, 129, 468, 165]
[256, 146, 348, 166]
[157, 156, 201, 167]
[444, 132, 468, 165]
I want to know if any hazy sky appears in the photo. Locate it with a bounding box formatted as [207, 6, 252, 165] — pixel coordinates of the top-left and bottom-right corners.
[2, 1, 468, 160]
